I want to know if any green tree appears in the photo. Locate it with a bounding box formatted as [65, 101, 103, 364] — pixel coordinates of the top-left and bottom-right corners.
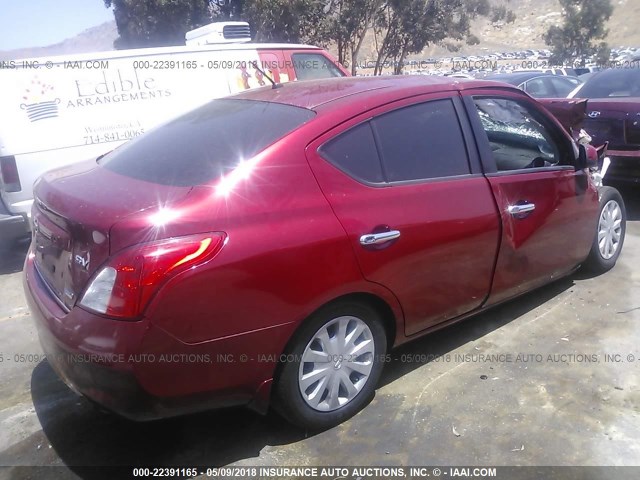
[210, 0, 327, 43]
[104, 0, 212, 48]
[242, 0, 326, 43]
[209, 0, 243, 19]
[372, 0, 510, 75]
[321, 0, 385, 75]
[544, 0, 613, 67]
[491, 5, 516, 24]
[104, 0, 330, 48]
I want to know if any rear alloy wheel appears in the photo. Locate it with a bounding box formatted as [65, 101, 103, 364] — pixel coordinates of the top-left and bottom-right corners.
[274, 302, 387, 429]
[583, 186, 626, 273]
[298, 316, 375, 412]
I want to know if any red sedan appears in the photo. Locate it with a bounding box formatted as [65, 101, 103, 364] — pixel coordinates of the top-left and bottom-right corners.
[568, 68, 640, 183]
[24, 76, 626, 429]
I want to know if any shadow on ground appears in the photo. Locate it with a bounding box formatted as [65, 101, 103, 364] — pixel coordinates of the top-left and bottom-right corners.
[0, 238, 29, 275]
[28, 359, 308, 471]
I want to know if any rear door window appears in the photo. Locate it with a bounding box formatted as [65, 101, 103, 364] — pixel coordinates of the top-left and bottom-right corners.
[101, 99, 315, 186]
[577, 69, 640, 98]
[319, 122, 384, 184]
[523, 78, 553, 98]
[372, 99, 471, 182]
[548, 76, 579, 97]
[291, 53, 344, 81]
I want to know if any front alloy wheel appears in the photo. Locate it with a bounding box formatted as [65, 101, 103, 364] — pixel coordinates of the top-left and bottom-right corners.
[597, 199, 623, 260]
[583, 186, 626, 273]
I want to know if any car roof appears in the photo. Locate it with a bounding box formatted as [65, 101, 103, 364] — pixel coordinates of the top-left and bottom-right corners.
[586, 67, 639, 81]
[572, 68, 640, 98]
[485, 72, 567, 85]
[230, 75, 521, 111]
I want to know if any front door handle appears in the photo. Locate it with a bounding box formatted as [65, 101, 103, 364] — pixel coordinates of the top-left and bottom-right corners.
[508, 203, 535, 216]
[359, 230, 401, 246]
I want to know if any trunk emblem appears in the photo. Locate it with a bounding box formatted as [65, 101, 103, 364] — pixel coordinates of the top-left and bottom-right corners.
[75, 253, 90, 270]
[588, 111, 601, 118]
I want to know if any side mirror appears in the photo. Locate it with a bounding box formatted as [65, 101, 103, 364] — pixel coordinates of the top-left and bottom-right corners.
[576, 144, 598, 170]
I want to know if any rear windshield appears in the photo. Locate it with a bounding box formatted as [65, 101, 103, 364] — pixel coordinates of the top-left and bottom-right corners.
[576, 69, 640, 98]
[101, 99, 315, 186]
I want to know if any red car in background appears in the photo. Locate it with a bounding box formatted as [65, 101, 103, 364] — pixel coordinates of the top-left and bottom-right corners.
[569, 68, 640, 183]
[24, 76, 626, 429]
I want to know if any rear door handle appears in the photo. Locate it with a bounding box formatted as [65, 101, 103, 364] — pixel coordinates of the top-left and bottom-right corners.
[508, 203, 535, 216]
[359, 230, 401, 246]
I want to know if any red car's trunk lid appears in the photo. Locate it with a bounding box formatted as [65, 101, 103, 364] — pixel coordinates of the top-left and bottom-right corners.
[32, 159, 192, 310]
[582, 99, 640, 148]
[538, 98, 587, 132]
[538, 98, 640, 148]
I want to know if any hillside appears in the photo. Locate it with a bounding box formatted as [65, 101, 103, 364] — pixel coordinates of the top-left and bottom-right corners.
[473, 0, 640, 52]
[0, 21, 117, 61]
[374, 0, 640, 61]
[0, 0, 638, 62]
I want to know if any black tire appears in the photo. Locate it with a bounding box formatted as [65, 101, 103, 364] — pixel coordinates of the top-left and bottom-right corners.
[583, 186, 626, 274]
[273, 301, 387, 430]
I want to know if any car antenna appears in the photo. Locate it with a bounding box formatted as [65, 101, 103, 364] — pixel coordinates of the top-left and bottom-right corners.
[251, 61, 282, 89]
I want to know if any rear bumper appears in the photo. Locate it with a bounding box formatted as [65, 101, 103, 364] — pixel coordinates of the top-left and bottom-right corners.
[0, 199, 29, 244]
[23, 252, 278, 421]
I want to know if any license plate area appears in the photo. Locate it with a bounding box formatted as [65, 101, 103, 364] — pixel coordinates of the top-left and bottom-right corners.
[33, 211, 72, 305]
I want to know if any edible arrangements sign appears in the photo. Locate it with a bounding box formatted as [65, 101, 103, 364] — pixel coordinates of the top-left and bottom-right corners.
[0, 50, 256, 155]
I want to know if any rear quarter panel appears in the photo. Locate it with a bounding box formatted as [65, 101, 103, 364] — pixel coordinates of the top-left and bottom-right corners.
[140, 126, 403, 345]
[130, 129, 404, 396]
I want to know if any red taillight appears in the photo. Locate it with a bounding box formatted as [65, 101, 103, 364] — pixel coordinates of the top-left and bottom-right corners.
[79, 233, 226, 319]
[0, 156, 21, 192]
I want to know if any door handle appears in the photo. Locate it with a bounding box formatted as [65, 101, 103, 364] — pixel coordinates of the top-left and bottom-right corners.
[508, 203, 536, 216]
[359, 230, 401, 246]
